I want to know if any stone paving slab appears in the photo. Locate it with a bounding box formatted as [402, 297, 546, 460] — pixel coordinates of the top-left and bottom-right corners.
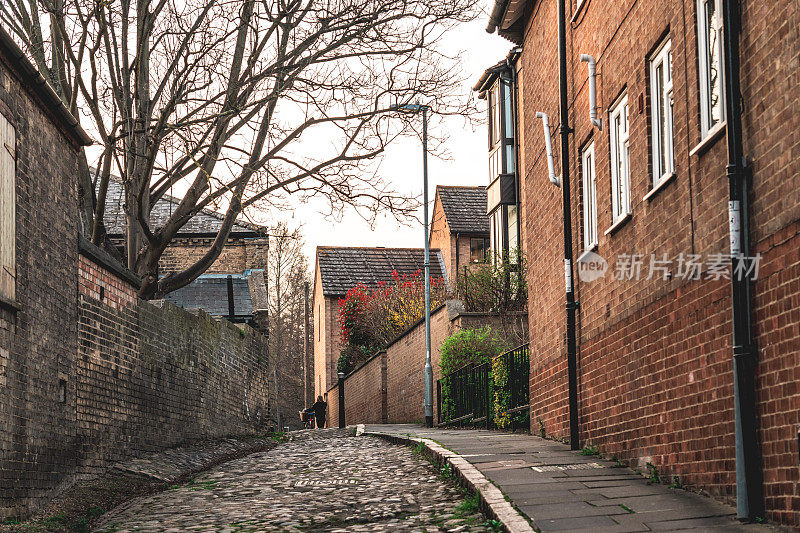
[367, 425, 778, 532]
[94, 428, 496, 532]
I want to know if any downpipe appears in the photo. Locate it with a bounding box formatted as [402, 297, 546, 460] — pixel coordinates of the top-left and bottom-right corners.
[557, 0, 580, 450]
[721, 0, 763, 520]
[723, 0, 764, 521]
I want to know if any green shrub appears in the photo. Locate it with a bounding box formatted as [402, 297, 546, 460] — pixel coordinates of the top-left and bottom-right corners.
[439, 327, 509, 422]
[440, 327, 510, 376]
[456, 248, 527, 313]
[492, 356, 511, 428]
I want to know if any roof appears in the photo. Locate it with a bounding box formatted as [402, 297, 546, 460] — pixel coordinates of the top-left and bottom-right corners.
[473, 48, 521, 95]
[163, 275, 254, 318]
[486, 0, 527, 39]
[0, 26, 92, 146]
[316, 246, 447, 298]
[101, 177, 266, 236]
[436, 186, 489, 235]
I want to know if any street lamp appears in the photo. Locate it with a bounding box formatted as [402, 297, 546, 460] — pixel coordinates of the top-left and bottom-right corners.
[392, 102, 434, 428]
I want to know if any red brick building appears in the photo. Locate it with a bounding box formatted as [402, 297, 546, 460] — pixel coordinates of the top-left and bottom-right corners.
[429, 185, 490, 288]
[312, 246, 446, 399]
[484, 0, 800, 525]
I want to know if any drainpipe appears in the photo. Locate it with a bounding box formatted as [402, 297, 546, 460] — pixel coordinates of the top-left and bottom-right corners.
[455, 232, 460, 285]
[535, 112, 560, 187]
[557, 0, 580, 450]
[579, 55, 602, 130]
[721, 0, 763, 520]
[226, 275, 235, 318]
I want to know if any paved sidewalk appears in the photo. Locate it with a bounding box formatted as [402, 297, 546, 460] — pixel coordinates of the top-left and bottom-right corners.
[367, 425, 775, 532]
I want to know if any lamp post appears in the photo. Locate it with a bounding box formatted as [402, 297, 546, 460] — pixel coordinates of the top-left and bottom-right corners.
[338, 371, 346, 428]
[392, 103, 434, 428]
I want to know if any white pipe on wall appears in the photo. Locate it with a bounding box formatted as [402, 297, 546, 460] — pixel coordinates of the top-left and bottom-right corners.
[535, 112, 560, 187]
[580, 54, 602, 130]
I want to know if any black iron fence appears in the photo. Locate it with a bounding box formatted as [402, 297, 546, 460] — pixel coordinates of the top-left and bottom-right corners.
[436, 343, 530, 429]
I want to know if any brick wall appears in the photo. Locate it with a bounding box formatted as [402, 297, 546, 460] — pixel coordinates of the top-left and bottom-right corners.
[336, 352, 387, 426]
[75, 253, 271, 475]
[512, 0, 800, 525]
[752, 220, 800, 524]
[312, 262, 344, 401]
[385, 304, 452, 423]
[159, 236, 269, 275]
[326, 304, 528, 426]
[0, 54, 82, 519]
[429, 195, 453, 282]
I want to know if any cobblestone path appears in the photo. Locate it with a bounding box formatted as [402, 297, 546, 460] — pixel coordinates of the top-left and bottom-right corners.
[94, 429, 494, 532]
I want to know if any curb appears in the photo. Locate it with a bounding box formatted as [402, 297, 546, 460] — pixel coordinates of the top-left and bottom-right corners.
[365, 428, 536, 533]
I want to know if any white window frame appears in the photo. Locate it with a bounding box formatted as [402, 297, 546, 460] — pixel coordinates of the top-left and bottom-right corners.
[609, 94, 630, 224]
[650, 38, 675, 189]
[697, 0, 725, 138]
[581, 142, 597, 251]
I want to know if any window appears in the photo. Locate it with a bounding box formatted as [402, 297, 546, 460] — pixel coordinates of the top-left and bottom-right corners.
[489, 209, 503, 261]
[0, 112, 16, 302]
[609, 94, 630, 222]
[488, 85, 501, 149]
[470, 238, 488, 263]
[650, 38, 674, 188]
[507, 205, 518, 252]
[697, 0, 725, 137]
[486, 75, 516, 182]
[581, 142, 597, 250]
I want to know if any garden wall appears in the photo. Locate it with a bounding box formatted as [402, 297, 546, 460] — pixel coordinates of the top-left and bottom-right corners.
[326, 301, 527, 426]
[75, 244, 272, 479]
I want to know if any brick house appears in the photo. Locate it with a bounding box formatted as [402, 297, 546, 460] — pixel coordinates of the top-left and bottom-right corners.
[101, 177, 270, 333]
[312, 246, 446, 400]
[428, 185, 490, 287]
[102, 178, 270, 277]
[484, 0, 800, 524]
[0, 27, 92, 517]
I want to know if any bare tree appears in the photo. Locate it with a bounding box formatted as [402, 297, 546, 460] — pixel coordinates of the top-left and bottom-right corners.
[1, 0, 480, 298]
[267, 221, 309, 428]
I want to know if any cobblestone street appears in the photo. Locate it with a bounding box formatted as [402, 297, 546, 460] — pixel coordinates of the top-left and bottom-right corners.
[94, 429, 494, 532]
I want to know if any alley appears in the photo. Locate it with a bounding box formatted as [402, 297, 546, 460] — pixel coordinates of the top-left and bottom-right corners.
[93, 429, 494, 532]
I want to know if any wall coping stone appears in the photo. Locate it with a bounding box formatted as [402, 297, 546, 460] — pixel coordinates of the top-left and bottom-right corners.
[78, 234, 141, 288]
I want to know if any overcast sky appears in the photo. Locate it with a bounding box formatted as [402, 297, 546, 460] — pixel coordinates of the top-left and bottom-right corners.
[253, 14, 512, 261]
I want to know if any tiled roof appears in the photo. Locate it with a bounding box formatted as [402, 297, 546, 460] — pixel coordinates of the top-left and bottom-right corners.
[437, 186, 489, 235]
[163, 275, 254, 318]
[101, 177, 265, 236]
[317, 246, 447, 297]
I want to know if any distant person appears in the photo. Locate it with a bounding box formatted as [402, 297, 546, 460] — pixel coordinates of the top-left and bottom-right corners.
[312, 395, 327, 429]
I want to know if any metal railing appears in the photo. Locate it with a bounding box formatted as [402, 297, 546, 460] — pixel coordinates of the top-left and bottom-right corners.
[436, 343, 529, 429]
